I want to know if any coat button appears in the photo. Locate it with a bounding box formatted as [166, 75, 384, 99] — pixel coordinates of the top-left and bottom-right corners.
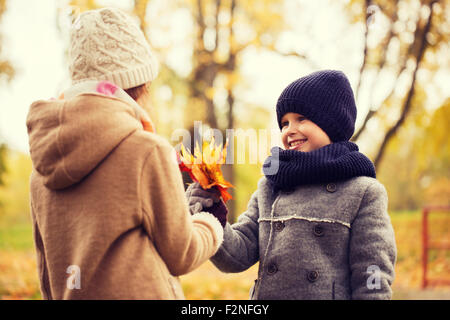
[267, 263, 278, 275]
[326, 183, 337, 193]
[274, 221, 285, 232]
[313, 224, 324, 237]
[307, 270, 319, 282]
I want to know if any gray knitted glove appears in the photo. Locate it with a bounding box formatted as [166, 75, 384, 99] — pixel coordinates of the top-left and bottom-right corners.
[186, 182, 221, 214]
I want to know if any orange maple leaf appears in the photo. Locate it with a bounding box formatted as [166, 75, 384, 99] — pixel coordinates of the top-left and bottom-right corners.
[178, 137, 234, 202]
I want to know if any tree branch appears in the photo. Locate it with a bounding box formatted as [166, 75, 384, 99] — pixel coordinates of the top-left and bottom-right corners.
[262, 47, 318, 70]
[214, 0, 221, 52]
[355, 0, 371, 100]
[373, 0, 438, 168]
[352, 60, 408, 141]
[196, 0, 206, 31]
[133, 0, 150, 38]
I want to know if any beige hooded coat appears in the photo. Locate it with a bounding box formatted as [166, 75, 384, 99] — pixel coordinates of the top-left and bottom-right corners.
[26, 84, 223, 299]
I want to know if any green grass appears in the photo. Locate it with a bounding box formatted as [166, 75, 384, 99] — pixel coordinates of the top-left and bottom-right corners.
[0, 216, 40, 299]
[0, 221, 34, 251]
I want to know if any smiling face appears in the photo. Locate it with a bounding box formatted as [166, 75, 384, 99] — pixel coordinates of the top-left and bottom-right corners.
[280, 112, 331, 152]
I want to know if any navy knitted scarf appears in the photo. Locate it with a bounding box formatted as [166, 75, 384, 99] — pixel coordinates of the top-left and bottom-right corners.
[263, 141, 376, 192]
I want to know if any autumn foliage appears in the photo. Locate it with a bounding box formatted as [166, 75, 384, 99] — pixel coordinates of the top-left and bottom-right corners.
[178, 138, 234, 202]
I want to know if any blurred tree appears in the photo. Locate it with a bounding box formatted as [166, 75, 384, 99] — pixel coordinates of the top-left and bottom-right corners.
[133, 0, 151, 39]
[233, 104, 272, 216]
[0, 0, 14, 83]
[345, 0, 448, 169]
[415, 98, 450, 206]
[0, 143, 6, 196]
[0, 0, 13, 192]
[0, 151, 32, 222]
[131, 0, 312, 221]
[378, 96, 450, 210]
[67, 0, 99, 13]
[415, 98, 450, 173]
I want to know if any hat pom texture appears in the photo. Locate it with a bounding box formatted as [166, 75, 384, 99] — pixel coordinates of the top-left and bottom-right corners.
[276, 70, 357, 142]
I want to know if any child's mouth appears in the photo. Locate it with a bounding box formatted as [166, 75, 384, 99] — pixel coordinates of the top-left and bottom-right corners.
[288, 139, 307, 150]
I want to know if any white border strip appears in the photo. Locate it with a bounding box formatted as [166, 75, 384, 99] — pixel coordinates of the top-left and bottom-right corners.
[258, 215, 351, 229]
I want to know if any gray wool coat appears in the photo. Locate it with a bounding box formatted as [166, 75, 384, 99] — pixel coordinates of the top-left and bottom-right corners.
[210, 176, 397, 300]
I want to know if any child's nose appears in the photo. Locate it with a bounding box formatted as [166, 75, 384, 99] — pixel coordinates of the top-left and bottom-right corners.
[286, 122, 298, 135]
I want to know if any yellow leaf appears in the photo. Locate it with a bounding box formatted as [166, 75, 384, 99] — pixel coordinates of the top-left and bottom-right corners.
[178, 138, 234, 202]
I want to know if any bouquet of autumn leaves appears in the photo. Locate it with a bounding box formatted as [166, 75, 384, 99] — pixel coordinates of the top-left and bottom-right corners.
[177, 137, 234, 203]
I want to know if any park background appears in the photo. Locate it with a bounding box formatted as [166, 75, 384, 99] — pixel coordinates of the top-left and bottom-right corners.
[0, 0, 449, 299]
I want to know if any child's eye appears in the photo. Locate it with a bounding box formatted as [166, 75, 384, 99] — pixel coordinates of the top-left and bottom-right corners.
[298, 116, 306, 122]
[281, 121, 289, 128]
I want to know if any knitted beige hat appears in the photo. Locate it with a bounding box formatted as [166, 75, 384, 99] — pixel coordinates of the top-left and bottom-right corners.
[69, 7, 158, 90]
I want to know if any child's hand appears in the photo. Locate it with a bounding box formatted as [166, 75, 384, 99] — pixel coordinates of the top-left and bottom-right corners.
[185, 182, 221, 214]
[203, 199, 228, 228]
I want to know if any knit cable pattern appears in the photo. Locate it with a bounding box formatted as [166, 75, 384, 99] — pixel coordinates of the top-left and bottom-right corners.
[69, 7, 158, 89]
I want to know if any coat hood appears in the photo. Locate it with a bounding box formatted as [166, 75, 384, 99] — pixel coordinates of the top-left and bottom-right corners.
[26, 81, 149, 190]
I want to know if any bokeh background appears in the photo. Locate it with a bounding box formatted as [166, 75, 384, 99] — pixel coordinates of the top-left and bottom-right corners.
[0, 0, 449, 300]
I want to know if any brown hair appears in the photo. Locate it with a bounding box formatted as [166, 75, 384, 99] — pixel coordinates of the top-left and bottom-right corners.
[125, 83, 149, 101]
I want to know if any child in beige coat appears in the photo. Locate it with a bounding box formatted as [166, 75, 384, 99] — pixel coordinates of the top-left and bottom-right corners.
[26, 7, 223, 300]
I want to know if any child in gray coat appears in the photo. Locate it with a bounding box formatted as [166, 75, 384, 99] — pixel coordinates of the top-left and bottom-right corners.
[187, 70, 397, 300]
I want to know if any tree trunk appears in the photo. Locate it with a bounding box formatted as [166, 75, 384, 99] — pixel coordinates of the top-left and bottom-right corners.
[373, 1, 437, 168]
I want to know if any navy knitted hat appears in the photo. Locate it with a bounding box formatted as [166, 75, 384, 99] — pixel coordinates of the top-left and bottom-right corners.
[276, 70, 357, 142]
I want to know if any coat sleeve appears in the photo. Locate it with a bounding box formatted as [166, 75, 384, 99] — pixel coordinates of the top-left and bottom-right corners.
[140, 142, 224, 276]
[349, 180, 397, 300]
[210, 190, 260, 273]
